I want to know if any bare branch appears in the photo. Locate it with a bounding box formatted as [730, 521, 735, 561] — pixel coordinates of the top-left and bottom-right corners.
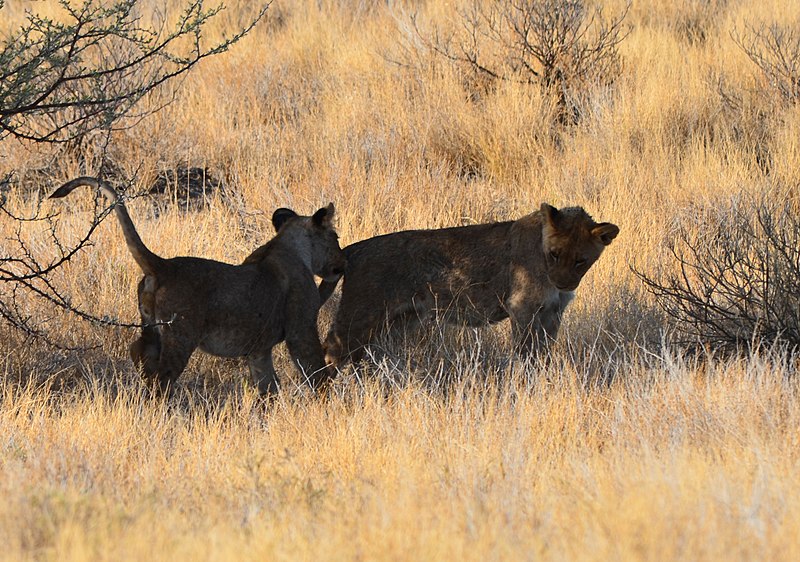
[632, 192, 800, 354]
[0, 0, 271, 347]
[0, 0, 271, 143]
[407, 0, 630, 122]
[733, 21, 800, 104]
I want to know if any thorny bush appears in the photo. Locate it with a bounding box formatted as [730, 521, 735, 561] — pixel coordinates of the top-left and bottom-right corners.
[634, 191, 800, 354]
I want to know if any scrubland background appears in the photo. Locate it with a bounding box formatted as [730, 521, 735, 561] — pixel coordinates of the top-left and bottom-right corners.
[1, 0, 800, 560]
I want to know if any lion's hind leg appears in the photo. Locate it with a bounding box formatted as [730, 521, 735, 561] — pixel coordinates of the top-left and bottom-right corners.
[325, 291, 432, 367]
[130, 324, 161, 381]
[131, 275, 161, 382]
[132, 274, 196, 394]
[150, 330, 196, 394]
[324, 306, 386, 368]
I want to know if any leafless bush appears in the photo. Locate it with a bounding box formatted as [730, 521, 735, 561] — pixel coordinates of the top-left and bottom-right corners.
[734, 21, 800, 104]
[0, 0, 270, 346]
[409, 0, 630, 121]
[633, 192, 800, 354]
[0, 187, 127, 347]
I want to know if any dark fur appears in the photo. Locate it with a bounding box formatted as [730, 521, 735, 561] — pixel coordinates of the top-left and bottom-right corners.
[320, 203, 618, 366]
[51, 177, 346, 395]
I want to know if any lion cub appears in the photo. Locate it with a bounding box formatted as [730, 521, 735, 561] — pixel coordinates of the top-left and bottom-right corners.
[320, 203, 618, 366]
[50, 177, 345, 395]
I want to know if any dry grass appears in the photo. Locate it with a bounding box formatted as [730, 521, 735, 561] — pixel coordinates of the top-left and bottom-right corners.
[2, 0, 800, 559]
[2, 357, 799, 561]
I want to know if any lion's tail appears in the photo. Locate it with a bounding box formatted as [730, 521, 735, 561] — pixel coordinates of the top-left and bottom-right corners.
[50, 177, 164, 276]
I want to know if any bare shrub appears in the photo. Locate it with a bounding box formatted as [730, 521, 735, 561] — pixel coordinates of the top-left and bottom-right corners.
[734, 21, 800, 104]
[0, 0, 270, 345]
[409, 0, 630, 122]
[633, 192, 800, 354]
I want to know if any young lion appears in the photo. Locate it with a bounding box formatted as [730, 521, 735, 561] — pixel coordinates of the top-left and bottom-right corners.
[50, 177, 346, 395]
[320, 203, 618, 366]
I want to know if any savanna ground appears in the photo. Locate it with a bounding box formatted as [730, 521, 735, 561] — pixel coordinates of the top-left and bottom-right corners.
[2, 0, 800, 559]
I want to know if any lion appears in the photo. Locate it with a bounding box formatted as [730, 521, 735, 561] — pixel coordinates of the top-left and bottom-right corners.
[50, 177, 346, 395]
[319, 203, 619, 366]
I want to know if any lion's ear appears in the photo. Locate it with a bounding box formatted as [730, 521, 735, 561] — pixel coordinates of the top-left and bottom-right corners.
[540, 203, 559, 227]
[313, 203, 335, 228]
[592, 222, 619, 246]
[272, 208, 298, 231]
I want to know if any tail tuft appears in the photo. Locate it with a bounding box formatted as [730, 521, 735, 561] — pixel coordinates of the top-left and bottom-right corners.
[49, 185, 76, 199]
[49, 177, 107, 201]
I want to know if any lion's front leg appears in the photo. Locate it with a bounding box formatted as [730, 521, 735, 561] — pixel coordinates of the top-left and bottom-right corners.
[510, 314, 555, 358]
[508, 297, 564, 359]
[248, 351, 279, 397]
[286, 331, 331, 390]
[284, 291, 332, 390]
[323, 313, 379, 368]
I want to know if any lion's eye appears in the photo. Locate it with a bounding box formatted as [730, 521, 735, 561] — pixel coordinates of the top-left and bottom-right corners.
[549, 250, 559, 262]
[575, 259, 586, 268]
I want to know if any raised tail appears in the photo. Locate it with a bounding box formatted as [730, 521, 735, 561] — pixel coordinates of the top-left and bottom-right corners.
[50, 176, 164, 276]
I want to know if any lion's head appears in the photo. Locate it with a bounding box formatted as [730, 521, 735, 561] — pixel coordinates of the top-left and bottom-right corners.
[539, 203, 619, 292]
[272, 204, 346, 282]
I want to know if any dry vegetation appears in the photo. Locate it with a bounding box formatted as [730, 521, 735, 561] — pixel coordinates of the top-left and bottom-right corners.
[1, 0, 800, 559]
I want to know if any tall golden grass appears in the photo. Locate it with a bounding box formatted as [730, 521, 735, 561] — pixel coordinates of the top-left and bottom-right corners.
[1, 0, 800, 559]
